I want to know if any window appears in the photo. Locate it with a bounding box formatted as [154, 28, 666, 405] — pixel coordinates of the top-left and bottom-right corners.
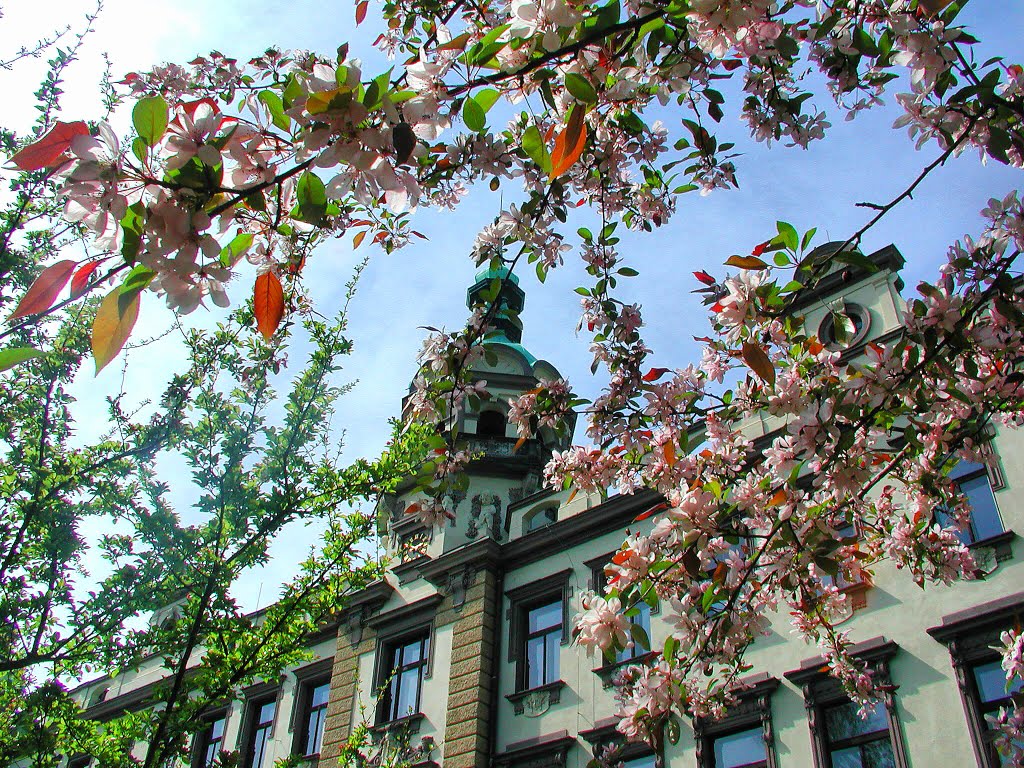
[380, 631, 430, 723]
[476, 409, 506, 438]
[525, 504, 557, 532]
[506, 570, 572, 714]
[694, 674, 778, 768]
[936, 460, 1004, 545]
[820, 699, 896, 767]
[784, 638, 907, 768]
[67, 757, 91, 768]
[241, 696, 277, 768]
[818, 303, 870, 350]
[192, 713, 227, 768]
[524, 599, 562, 689]
[929, 593, 1024, 767]
[296, 679, 330, 757]
[585, 551, 656, 678]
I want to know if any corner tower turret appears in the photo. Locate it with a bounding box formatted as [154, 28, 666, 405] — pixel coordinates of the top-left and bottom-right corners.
[384, 268, 576, 565]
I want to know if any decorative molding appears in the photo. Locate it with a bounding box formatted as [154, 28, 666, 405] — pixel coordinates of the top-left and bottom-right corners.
[506, 569, 574, 664]
[493, 731, 576, 768]
[593, 651, 659, 689]
[342, 580, 394, 645]
[692, 674, 780, 768]
[506, 680, 566, 716]
[785, 639, 907, 768]
[369, 712, 425, 741]
[926, 591, 1024, 643]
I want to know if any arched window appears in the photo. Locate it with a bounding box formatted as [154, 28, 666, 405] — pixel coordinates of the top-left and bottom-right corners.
[476, 409, 506, 438]
[525, 505, 558, 533]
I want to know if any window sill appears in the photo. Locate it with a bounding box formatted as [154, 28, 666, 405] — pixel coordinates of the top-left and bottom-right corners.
[969, 529, 1015, 575]
[593, 651, 659, 689]
[371, 712, 425, 740]
[506, 680, 566, 716]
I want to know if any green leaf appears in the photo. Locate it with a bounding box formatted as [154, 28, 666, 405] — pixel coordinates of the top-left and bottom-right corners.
[296, 171, 328, 224]
[0, 347, 43, 372]
[258, 90, 290, 131]
[564, 73, 598, 103]
[220, 232, 255, 267]
[463, 98, 486, 132]
[521, 125, 551, 173]
[131, 137, 148, 165]
[475, 88, 500, 113]
[132, 96, 169, 147]
[120, 265, 157, 302]
[801, 227, 817, 251]
[776, 221, 799, 251]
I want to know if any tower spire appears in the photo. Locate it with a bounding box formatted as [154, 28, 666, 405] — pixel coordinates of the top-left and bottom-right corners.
[466, 265, 526, 344]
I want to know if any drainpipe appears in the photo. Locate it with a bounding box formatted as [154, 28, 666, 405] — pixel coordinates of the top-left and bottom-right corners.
[487, 564, 506, 768]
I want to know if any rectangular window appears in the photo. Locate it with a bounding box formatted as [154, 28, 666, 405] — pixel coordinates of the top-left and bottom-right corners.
[713, 726, 769, 768]
[616, 602, 652, 664]
[969, 659, 1024, 765]
[525, 599, 562, 689]
[298, 679, 330, 756]
[821, 699, 896, 768]
[243, 697, 277, 768]
[936, 460, 1004, 544]
[380, 631, 430, 722]
[192, 713, 227, 768]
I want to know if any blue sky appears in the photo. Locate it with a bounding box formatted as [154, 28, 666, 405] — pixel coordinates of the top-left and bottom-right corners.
[3, 0, 1022, 611]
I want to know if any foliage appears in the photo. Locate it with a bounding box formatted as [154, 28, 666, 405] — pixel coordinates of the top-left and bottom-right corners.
[4, 0, 1024, 762]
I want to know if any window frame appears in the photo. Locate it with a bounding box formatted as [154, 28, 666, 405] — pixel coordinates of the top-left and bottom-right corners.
[238, 683, 279, 768]
[784, 637, 908, 768]
[376, 629, 432, 724]
[585, 551, 658, 684]
[190, 709, 229, 768]
[367, 594, 441, 729]
[291, 658, 333, 758]
[693, 674, 779, 768]
[937, 460, 1006, 547]
[506, 570, 573, 693]
[928, 593, 1024, 767]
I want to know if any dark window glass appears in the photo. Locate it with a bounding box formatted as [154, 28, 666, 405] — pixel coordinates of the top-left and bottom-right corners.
[67, 757, 91, 768]
[937, 461, 1003, 544]
[476, 410, 505, 437]
[616, 602, 651, 663]
[382, 632, 429, 722]
[822, 700, 895, 768]
[245, 699, 276, 768]
[194, 714, 226, 768]
[622, 757, 656, 768]
[527, 506, 557, 532]
[525, 599, 562, 689]
[300, 680, 330, 756]
[970, 660, 1024, 764]
[713, 727, 768, 768]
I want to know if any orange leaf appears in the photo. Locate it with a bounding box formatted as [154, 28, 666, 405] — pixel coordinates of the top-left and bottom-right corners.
[69, 260, 104, 300]
[353, 230, 367, 249]
[741, 342, 776, 386]
[7, 121, 88, 171]
[767, 489, 787, 508]
[92, 288, 140, 374]
[253, 271, 284, 341]
[662, 441, 677, 467]
[435, 32, 471, 51]
[405, 502, 422, 516]
[355, 0, 368, 23]
[549, 106, 587, 180]
[634, 502, 668, 522]
[513, 436, 527, 454]
[10, 260, 77, 320]
[725, 255, 769, 270]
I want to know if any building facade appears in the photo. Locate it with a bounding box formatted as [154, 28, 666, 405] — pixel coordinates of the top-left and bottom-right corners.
[75, 252, 1024, 768]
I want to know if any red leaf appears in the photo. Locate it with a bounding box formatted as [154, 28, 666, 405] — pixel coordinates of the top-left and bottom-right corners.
[7, 121, 89, 171]
[356, 0, 368, 24]
[179, 98, 219, 120]
[10, 260, 77, 320]
[693, 270, 716, 285]
[405, 502, 422, 516]
[642, 367, 671, 382]
[721, 59, 743, 71]
[751, 239, 772, 257]
[69, 260, 104, 300]
[549, 106, 588, 180]
[353, 230, 367, 249]
[253, 272, 284, 341]
[634, 502, 668, 522]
